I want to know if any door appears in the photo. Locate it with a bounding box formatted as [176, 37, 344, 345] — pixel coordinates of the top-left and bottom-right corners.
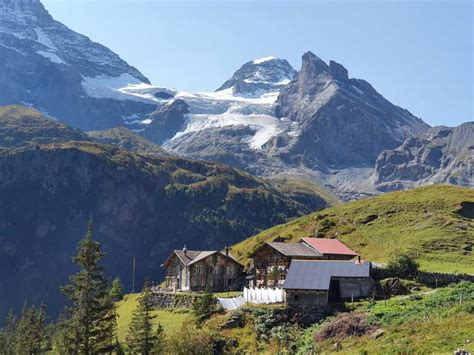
[329, 279, 341, 301]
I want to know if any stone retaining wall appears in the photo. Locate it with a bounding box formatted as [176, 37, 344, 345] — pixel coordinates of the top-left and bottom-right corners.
[371, 268, 474, 287]
[150, 291, 216, 309]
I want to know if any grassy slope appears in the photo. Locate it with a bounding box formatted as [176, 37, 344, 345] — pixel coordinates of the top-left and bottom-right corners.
[87, 127, 169, 156]
[313, 282, 474, 354]
[315, 315, 473, 354]
[232, 185, 474, 273]
[268, 177, 341, 210]
[0, 105, 89, 148]
[115, 294, 191, 341]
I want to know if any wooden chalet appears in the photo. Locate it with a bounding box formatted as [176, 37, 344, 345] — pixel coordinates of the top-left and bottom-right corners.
[162, 246, 244, 292]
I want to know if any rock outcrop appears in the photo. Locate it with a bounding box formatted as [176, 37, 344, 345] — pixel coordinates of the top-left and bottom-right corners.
[374, 122, 474, 190]
[216, 56, 296, 96]
[274, 51, 429, 169]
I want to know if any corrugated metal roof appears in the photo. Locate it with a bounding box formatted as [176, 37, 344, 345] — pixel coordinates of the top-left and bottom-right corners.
[301, 238, 358, 256]
[267, 242, 323, 258]
[283, 260, 371, 290]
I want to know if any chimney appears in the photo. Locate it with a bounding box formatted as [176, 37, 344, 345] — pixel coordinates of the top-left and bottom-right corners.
[183, 245, 187, 257]
[225, 246, 229, 256]
[357, 255, 361, 264]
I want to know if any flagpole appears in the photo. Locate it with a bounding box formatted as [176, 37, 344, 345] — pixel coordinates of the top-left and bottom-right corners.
[132, 255, 136, 293]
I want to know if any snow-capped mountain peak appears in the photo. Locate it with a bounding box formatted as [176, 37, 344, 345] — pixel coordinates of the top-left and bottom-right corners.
[0, 0, 149, 81]
[216, 56, 296, 96]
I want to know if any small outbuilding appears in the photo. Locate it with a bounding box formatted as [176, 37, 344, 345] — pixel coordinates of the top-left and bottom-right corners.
[283, 260, 373, 307]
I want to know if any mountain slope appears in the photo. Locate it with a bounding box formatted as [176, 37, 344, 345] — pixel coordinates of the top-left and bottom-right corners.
[0, 106, 336, 318]
[0, 105, 90, 147]
[274, 52, 429, 168]
[232, 185, 474, 274]
[87, 126, 169, 155]
[4, 0, 471, 199]
[0, 0, 154, 129]
[374, 122, 474, 190]
[216, 56, 296, 96]
[159, 52, 430, 199]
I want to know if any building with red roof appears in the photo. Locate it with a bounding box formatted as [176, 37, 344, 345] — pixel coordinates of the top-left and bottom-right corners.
[300, 238, 358, 260]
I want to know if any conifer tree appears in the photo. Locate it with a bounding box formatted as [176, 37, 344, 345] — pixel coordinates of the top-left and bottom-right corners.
[14, 303, 49, 354]
[0, 310, 17, 354]
[60, 219, 117, 354]
[192, 286, 215, 326]
[110, 277, 124, 302]
[126, 281, 164, 354]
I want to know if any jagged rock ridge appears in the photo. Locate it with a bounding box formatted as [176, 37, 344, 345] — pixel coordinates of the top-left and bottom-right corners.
[374, 122, 474, 190]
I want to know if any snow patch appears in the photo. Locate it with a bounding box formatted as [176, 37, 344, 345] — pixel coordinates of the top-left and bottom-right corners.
[170, 110, 287, 149]
[81, 73, 146, 100]
[37, 50, 66, 64]
[34, 27, 56, 49]
[351, 85, 364, 95]
[253, 56, 277, 64]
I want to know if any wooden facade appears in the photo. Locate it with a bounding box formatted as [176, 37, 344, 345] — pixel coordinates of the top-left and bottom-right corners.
[163, 249, 244, 292]
[249, 242, 322, 288]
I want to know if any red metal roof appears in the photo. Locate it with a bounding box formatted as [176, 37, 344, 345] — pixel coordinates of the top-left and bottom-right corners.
[301, 238, 358, 256]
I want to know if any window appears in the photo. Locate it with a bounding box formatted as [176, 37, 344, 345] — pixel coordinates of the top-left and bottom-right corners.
[212, 255, 218, 264]
[294, 294, 299, 301]
[226, 265, 233, 275]
[194, 265, 203, 274]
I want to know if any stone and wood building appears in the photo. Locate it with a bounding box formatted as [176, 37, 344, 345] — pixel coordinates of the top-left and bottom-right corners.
[162, 246, 244, 292]
[283, 260, 373, 307]
[247, 238, 359, 288]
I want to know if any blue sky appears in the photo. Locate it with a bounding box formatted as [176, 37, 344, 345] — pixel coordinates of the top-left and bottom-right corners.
[42, 0, 472, 127]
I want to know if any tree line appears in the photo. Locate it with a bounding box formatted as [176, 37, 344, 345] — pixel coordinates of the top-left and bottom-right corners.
[0, 220, 164, 354]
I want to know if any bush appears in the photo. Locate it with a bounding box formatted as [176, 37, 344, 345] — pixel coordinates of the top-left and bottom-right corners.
[192, 291, 216, 326]
[386, 253, 419, 278]
[165, 323, 218, 355]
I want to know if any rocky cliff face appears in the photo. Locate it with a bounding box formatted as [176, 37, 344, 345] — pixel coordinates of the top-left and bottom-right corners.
[274, 52, 429, 169]
[374, 122, 474, 190]
[0, 0, 155, 129]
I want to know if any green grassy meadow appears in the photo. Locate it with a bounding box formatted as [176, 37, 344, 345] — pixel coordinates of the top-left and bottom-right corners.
[115, 293, 191, 341]
[232, 185, 474, 273]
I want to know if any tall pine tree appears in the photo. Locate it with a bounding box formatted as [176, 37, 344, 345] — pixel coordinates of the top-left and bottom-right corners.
[109, 277, 124, 302]
[14, 303, 49, 354]
[125, 281, 164, 354]
[0, 311, 17, 354]
[60, 219, 117, 354]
